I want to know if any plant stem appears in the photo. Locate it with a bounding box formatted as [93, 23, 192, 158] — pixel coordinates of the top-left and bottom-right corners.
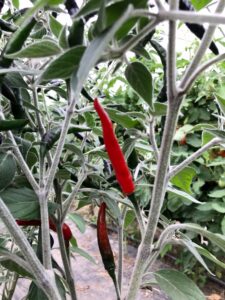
[126, 2, 180, 297]
[110, 272, 121, 300]
[56, 222, 77, 300]
[39, 188, 52, 270]
[126, 103, 181, 299]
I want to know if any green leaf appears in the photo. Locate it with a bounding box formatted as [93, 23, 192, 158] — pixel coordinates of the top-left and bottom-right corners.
[194, 243, 225, 270]
[5, 40, 61, 58]
[64, 144, 84, 163]
[40, 46, 85, 82]
[122, 138, 136, 160]
[0, 119, 28, 131]
[131, 44, 150, 59]
[106, 108, 141, 129]
[215, 93, 225, 115]
[170, 167, 196, 194]
[208, 189, 225, 198]
[12, 0, 20, 9]
[14, 136, 32, 160]
[47, 0, 64, 4]
[211, 202, 225, 213]
[124, 209, 135, 228]
[70, 236, 78, 248]
[167, 186, 202, 204]
[191, 123, 215, 132]
[1, 257, 32, 278]
[174, 125, 193, 141]
[71, 246, 96, 264]
[68, 213, 86, 233]
[173, 223, 225, 252]
[0, 153, 16, 191]
[180, 237, 213, 275]
[94, 0, 107, 34]
[27, 273, 66, 300]
[154, 269, 205, 300]
[28, 282, 48, 300]
[150, 102, 167, 116]
[202, 131, 215, 146]
[0, 187, 57, 220]
[5, 72, 28, 89]
[59, 25, 68, 49]
[49, 14, 63, 38]
[68, 18, 85, 47]
[190, 0, 213, 10]
[205, 129, 225, 141]
[125, 62, 153, 110]
[4, 18, 36, 56]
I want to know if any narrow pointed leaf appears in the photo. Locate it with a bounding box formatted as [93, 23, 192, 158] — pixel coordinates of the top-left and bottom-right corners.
[154, 269, 205, 300]
[0, 119, 28, 131]
[5, 40, 61, 58]
[40, 46, 85, 81]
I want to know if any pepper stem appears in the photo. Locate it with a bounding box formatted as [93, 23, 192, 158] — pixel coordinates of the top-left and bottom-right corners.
[108, 269, 121, 300]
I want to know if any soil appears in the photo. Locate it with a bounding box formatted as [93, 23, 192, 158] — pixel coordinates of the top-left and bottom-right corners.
[1, 219, 225, 299]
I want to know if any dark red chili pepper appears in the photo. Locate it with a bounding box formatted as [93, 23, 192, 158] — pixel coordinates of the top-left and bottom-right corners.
[16, 219, 72, 242]
[94, 98, 135, 195]
[97, 202, 115, 277]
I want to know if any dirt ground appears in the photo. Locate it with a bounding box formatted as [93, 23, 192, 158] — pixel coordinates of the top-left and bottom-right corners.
[3, 221, 225, 299]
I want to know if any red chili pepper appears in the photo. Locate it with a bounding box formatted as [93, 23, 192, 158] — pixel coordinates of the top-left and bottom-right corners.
[179, 134, 187, 146]
[94, 98, 135, 195]
[16, 219, 72, 242]
[97, 202, 115, 277]
[218, 150, 225, 158]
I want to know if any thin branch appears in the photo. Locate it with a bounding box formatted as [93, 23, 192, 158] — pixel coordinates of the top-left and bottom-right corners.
[167, 137, 222, 180]
[167, 0, 179, 102]
[132, 9, 225, 26]
[149, 117, 159, 161]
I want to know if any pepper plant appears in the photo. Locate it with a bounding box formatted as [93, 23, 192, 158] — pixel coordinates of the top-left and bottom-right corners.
[1, 0, 225, 299]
